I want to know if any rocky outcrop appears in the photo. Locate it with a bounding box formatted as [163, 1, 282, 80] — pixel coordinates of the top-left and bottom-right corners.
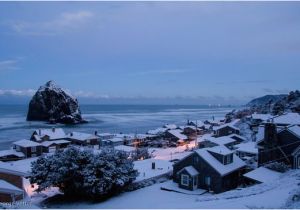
[27, 81, 87, 124]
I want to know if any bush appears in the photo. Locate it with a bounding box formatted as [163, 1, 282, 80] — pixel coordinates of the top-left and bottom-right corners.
[30, 146, 138, 201]
[264, 161, 289, 173]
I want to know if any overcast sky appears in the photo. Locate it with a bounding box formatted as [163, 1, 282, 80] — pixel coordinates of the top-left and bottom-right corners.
[0, 2, 299, 105]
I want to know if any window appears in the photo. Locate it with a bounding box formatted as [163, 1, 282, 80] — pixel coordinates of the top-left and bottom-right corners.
[31, 147, 36, 153]
[205, 176, 211, 186]
[181, 174, 189, 186]
[223, 155, 232, 165]
[194, 156, 199, 164]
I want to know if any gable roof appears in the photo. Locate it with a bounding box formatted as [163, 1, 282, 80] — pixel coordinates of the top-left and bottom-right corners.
[163, 124, 177, 130]
[243, 167, 281, 183]
[147, 127, 168, 135]
[0, 180, 23, 195]
[228, 134, 247, 141]
[195, 146, 245, 176]
[287, 125, 300, 137]
[0, 149, 25, 158]
[177, 166, 199, 176]
[13, 139, 40, 147]
[167, 129, 188, 140]
[206, 145, 233, 155]
[40, 140, 71, 147]
[235, 141, 258, 155]
[66, 132, 99, 141]
[33, 128, 66, 140]
[213, 124, 240, 131]
[251, 113, 272, 121]
[268, 113, 300, 125]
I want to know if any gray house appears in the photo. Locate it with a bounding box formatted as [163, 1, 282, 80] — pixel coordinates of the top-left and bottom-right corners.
[12, 140, 42, 158]
[173, 145, 246, 193]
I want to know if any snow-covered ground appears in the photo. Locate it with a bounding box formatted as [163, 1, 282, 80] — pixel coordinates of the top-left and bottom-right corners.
[44, 170, 300, 209]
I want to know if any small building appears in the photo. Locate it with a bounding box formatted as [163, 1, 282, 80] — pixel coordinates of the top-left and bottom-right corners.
[40, 140, 71, 153]
[31, 128, 66, 142]
[66, 132, 100, 149]
[163, 124, 177, 130]
[0, 150, 25, 162]
[107, 137, 125, 146]
[187, 120, 205, 129]
[0, 164, 29, 202]
[243, 167, 281, 185]
[97, 133, 116, 141]
[257, 123, 300, 168]
[263, 113, 300, 127]
[165, 129, 188, 144]
[213, 124, 240, 137]
[235, 142, 258, 166]
[173, 145, 246, 193]
[198, 135, 239, 150]
[12, 140, 42, 158]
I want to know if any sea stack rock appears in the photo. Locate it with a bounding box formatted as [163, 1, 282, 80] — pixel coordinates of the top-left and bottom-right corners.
[27, 80, 87, 124]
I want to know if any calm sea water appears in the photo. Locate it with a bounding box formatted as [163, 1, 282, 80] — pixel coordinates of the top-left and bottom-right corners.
[0, 104, 235, 150]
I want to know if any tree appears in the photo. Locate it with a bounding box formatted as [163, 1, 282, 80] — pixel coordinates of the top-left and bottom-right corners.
[132, 148, 153, 160]
[30, 147, 138, 201]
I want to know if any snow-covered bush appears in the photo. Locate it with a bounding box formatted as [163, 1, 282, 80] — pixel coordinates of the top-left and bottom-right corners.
[265, 161, 289, 173]
[30, 146, 138, 201]
[131, 148, 153, 160]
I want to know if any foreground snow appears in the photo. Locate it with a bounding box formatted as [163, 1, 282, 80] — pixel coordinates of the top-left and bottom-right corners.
[42, 169, 300, 209]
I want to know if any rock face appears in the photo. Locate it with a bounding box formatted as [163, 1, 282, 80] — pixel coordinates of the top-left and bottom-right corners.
[27, 81, 87, 124]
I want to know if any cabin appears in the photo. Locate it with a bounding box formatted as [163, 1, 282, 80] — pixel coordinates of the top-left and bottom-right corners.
[263, 113, 300, 127]
[250, 113, 272, 132]
[0, 150, 25, 162]
[40, 140, 71, 153]
[173, 145, 246, 193]
[235, 141, 258, 165]
[180, 126, 204, 140]
[66, 132, 100, 149]
[257, 123, 300, 168]
[198, 135, 239, 150]
[0, 164, 29, 202]
[12, 140, 42, 158]
[165, 129, 188, 144]
[31, 128, 66, 142]
[213, 124, 240, 137]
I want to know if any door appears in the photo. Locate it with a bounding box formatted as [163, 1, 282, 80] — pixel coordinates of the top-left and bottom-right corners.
[193, 175, 198, 190]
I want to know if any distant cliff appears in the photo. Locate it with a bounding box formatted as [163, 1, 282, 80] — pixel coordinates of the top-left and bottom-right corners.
[27, 81, 87, 124]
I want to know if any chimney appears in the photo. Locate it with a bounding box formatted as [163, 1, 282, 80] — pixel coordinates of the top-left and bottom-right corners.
[94, 131, 98, 136]
[264, 123, 278, 147]
[70, 132, 73, 137]
[152, 162, 155, 170]
[52, 127, 55, 132]
[39, 129, 41, 136]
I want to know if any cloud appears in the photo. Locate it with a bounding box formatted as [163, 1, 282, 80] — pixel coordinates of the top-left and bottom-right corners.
[9, 10, 94, 36]
[0, 89, 35, 96]
[0, 59, 21, 71]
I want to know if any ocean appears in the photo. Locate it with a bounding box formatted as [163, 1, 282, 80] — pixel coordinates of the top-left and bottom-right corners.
[0, 104, 235, 150]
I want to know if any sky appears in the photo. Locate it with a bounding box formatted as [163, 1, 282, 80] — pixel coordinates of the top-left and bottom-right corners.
[0, 2, 300, 105]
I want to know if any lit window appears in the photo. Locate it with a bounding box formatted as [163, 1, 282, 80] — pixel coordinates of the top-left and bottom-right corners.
[181, 174, 189, 186]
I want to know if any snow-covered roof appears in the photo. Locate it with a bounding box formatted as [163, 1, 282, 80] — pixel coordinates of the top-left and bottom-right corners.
[34, 128, 66, 140]
[243, 167, 281, 183]
[109, 137, 124, 143]
[188, 120, 205, 127]
[235, 142, 258, 155]
[206, 145, 234, 156]
[163, 124, 177, 130]
[268, 113, 300, 125]
[213, 124, 240, 131]
[114, 145, 136, 153]
[40, 140, 71, 147]
[287, 125, 300, 137]
[0, 149, 25, 158]
[66, 132, 99, 141]
[183, 166, 199, 176]
[97, 133, 115, 137]
[211, 136, 237, 146]
[195, 146, 245, 176]
[147, 127, 168, 135]
[13, 139, 40, 147]
[228, 134, 247, 141]
[167, 129, 188, 140]
[251, 113, 272, 121]
[0, 179, 23, 195]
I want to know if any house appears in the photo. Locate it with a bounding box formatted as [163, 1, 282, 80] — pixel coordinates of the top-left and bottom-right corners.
[163, 124, 177, 130]
[114, 145, 136, 156]
[31, 128, 66, 142]
[243, 166, 281, 185]
[263, 112, 300, 127]
[257, 123, 300, 168]
[65, 132, 100, 149]
[0, 150, 25, 162]
[0, 163, 30, 202]
[40, 140, 71, 153]
[12, 140, 42, 158]
[97, 133, 116, 141]
[147, 127, 168, 136]
[213, 124, 240, 137]
[187, 120, 205, 129]
[180, 126, 204, 140]
[106, 137, 125, 146]
[204, 117, 225, 126]
[173, 145, 246, 193]
[198, 135, 239, 150]
[165, 129, 188, 144]
[250, 113, 272, 132]
[235, 141, 258, 164]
